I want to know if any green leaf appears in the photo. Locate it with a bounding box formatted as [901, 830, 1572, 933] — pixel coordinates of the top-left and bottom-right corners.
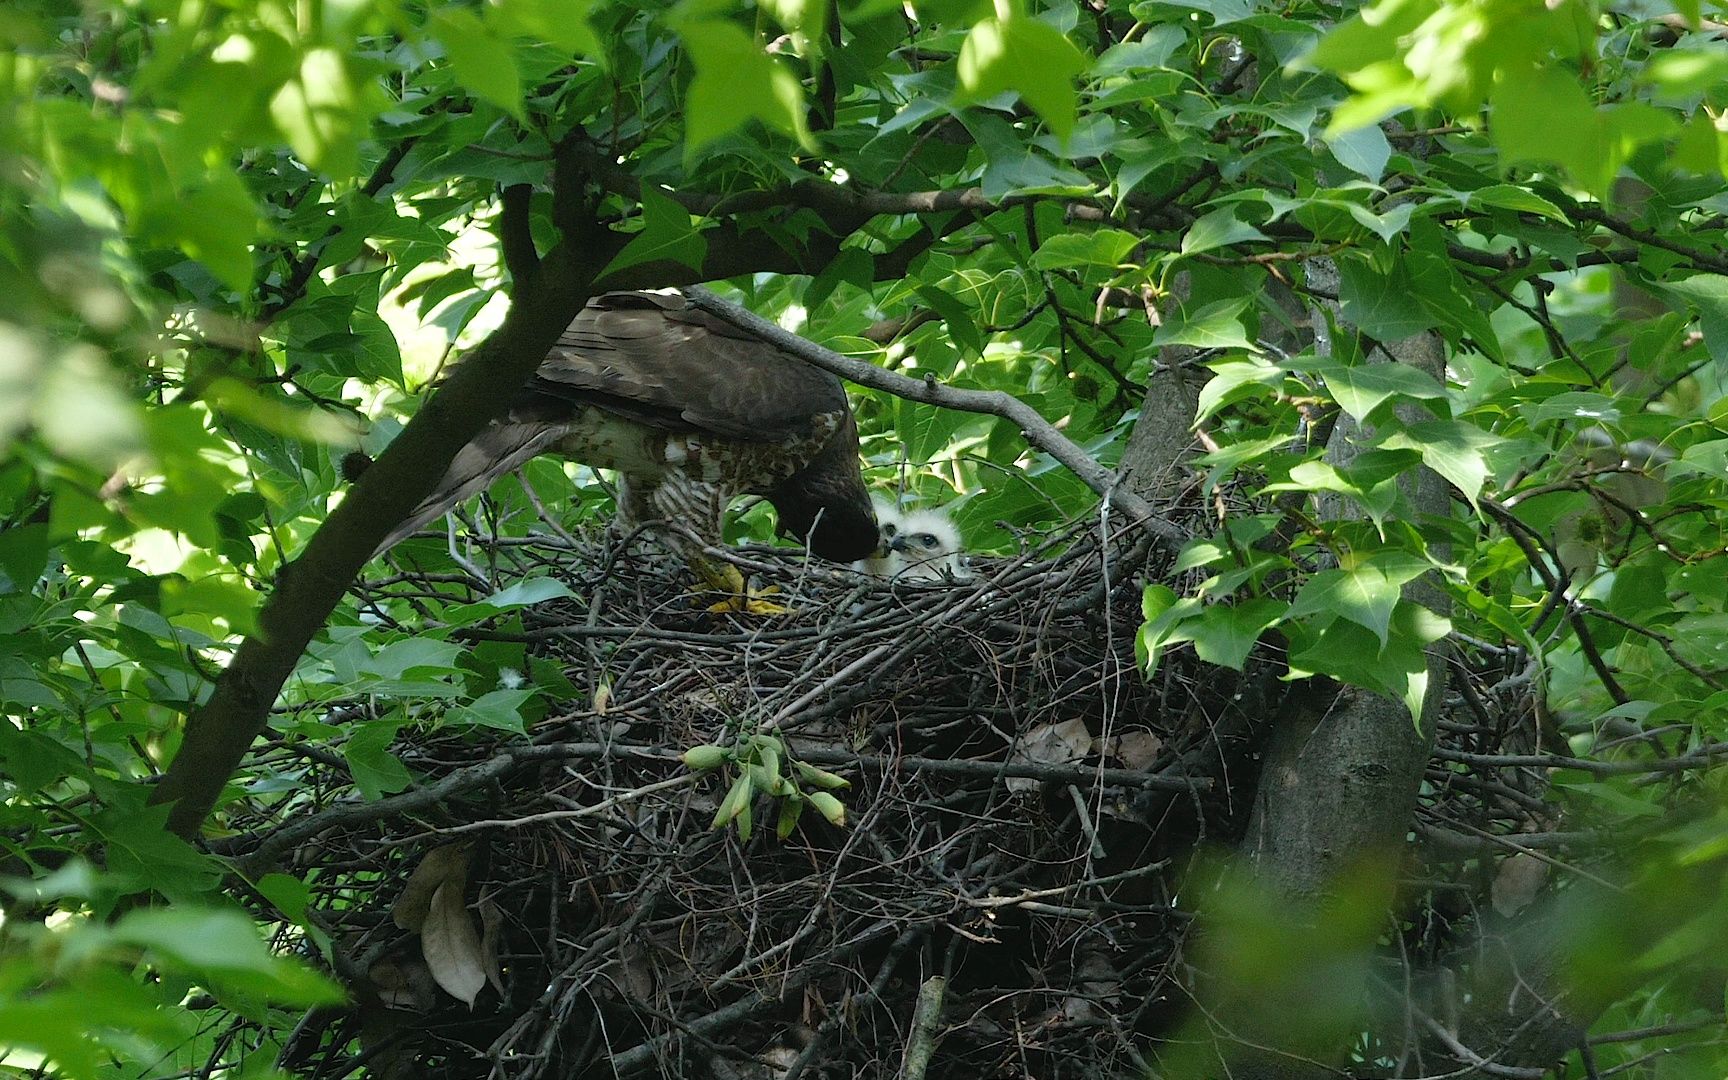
[160, 571, 262, 636]
[1304, 0, 1431, 72]
[269, 47, 371, 176]
[431, 9, 525, 118]
[1136, 594, 1201, 677]
[1143, 583, 1178, 620]
[1032, 228, 1141, 269]
[1196, 355, 1286, 423]
[1456, 184, 1569, 222]
[1665, 275, 1728, 363]
[113, 907, 345, 1005]
[0, 522, 49, 594]
[1673, 110, 1727, 176]
[1336, 257, 1434, 342]
[1329, 125, 1391, 182]
[1185, 598, 1287, 670]
[913, 283, 984, 358]
[447, 578, 575, 624]
[1490, 65, 1607, 196]
[1181, 207, 1269, 255]
[897, 396, 972, 462]
[448, 688, 534, 734]
[957, 15, 1089, 140]
[92, 805, 224, 900]
[0, 721, 85, 794]
[1379, 419, 1501, 508]
[256, 873, 312, 923]
[345, 717, 414, 800]
[1287, 557, 1427, 645]
[1524, 391, 1621, 426]
[683, 20, 813, 154]
[1307, 357, 1446, 421]
[1265, 460, 1399, 525]
[600, 187, 709, 280]
[1285, 602, 1449, 721]
[366, 638, 467, 681]
[487, 0, 600, 56]
[1152, 298, 1255, 350]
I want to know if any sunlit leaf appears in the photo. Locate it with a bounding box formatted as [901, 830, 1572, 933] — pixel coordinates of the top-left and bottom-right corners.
[430, 9, 525, 118]
[682, 20, 813, 154]
[957, 14, 1088, 140]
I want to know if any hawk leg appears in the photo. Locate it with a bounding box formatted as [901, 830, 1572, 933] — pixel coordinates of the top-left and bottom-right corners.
[689, 557, 786, 616]
[620, 474, 786, 616]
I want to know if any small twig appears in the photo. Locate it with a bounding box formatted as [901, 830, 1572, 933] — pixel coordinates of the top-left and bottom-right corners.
[901, 975, 948, 1080]
[683, 287, 1183, 545]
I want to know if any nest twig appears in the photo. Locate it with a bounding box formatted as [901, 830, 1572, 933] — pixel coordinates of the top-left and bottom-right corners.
[221, 511, 1567, 1079]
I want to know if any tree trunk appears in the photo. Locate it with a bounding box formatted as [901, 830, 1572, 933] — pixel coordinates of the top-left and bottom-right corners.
[1225, 264, 1454, 1076]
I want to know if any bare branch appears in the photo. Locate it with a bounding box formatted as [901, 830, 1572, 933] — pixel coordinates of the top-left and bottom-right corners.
[684, 287, 1184, 545]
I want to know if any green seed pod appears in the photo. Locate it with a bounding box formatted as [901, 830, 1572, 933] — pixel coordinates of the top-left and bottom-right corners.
[682, 744, 730, 770]
[713, 773, 753, 829]
[794, 762, 851, 790]
[808, 790, 847, 827]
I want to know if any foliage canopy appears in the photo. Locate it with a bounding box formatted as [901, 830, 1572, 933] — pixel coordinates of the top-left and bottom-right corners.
[4, 0, 1728, 1074]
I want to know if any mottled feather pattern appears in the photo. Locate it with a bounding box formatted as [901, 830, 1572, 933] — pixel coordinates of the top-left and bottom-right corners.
[373, 291, 877, 565]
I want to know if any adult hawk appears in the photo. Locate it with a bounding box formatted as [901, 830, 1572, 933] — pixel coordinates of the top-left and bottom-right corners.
[375, 291, 878, 610]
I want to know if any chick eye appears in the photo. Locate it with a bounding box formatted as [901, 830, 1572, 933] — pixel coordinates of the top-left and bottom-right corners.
[882, 523, 898, 537]
[917, 534, 938, 547]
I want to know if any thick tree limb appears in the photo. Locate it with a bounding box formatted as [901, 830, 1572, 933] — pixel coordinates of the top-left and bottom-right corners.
[150, 230, 619, 838]
[684, 288, 1185, 545]
[1225, 269, 1454, 1078]
[498, 183, 539, 292]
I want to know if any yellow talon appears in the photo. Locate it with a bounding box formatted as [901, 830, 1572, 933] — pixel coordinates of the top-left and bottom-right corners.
[694, 560, 787, 616]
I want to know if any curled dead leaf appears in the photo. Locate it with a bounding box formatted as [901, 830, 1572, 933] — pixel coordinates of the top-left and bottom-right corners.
[1115, 730, 1164, 770]
[1491, 852, 1548, 917]
[393, 843, 474, 932]
[369, 956, 437, 1012]
[423, 880, 487, 1006]
[1006, 718, 1092, 794]
[478, 897, 505, 997]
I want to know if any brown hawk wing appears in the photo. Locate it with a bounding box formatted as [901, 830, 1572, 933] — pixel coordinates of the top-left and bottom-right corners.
[532, 291, 849, 439]
[373, 291, 876, 563]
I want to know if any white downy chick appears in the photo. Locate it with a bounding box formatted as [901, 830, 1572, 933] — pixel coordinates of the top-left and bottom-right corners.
[853, 496, 904, 579]
[885, 506, 969, 582]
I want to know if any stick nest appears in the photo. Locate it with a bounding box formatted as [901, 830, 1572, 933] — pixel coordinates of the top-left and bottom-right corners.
[232, 516, 1547, 1079]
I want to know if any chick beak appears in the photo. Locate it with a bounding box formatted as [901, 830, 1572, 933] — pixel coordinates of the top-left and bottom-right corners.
[889, 536, 911, 554]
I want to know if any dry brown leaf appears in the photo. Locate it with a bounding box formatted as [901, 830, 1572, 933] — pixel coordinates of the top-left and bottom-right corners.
[1018, 719, 1091, 765]
[1115, 730, 1163, 770]
[1491, 852, 1548, 917]
[478, 897, 505, 997]
[619, 937, 656, 1000]
[1006, 718, 1092, 793]
[423, 880, 487, 1006]
[393, 843, 473, 932]
[369, 957, 437, 1011]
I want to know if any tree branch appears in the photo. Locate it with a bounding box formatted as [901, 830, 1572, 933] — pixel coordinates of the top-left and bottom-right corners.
[683, 288, 1184, 544]
[498, 183, 539, 293]
[150, 234, 618, 839]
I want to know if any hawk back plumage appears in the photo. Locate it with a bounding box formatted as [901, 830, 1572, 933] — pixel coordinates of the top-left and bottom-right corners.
[375, 291, 877, 565]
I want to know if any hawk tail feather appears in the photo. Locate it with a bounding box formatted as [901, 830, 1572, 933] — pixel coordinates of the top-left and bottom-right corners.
[371, 423, 571, 559]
